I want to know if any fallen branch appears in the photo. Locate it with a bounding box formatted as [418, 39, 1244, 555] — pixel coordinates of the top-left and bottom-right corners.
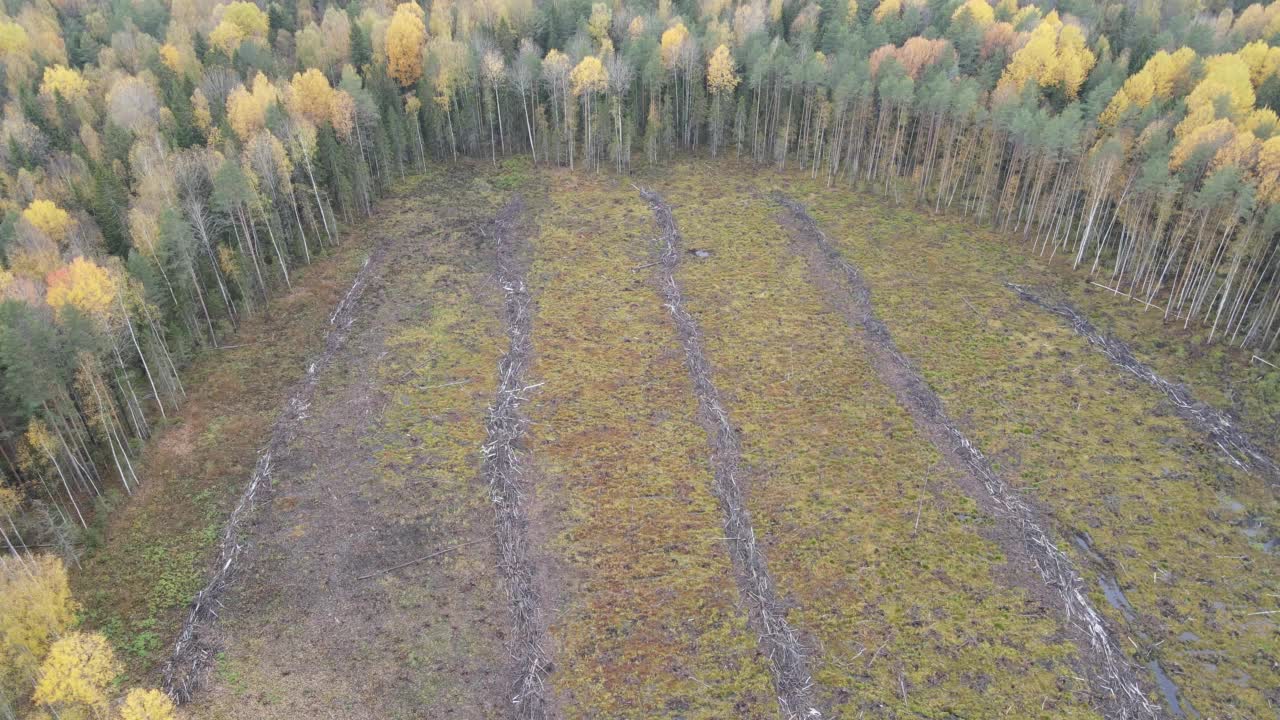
[416, 378, 472, 391]
[776, 193, 1159, 720]
[355, 539, 487, 581]
[959, 295, 984, 320]
[1008, 282, 1280, 488]
[481, 196, 555, 720]
[162, 235, 387, 704]
[329, 256, 373, 324]
[640, 186, 823, 720]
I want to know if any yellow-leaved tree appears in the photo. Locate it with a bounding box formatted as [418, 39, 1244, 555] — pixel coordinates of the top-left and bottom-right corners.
[707, 44, 740, 95]
[329, 90, 357, 141]
[1101, 48, 1197, 125]
[587, 3, 612, 46]
[220, 1, 270, 38]
[952, 0, 995, 27]
[209, 0, 269, 55]
[32, 631, 122, 716]
[0, 17, 32, 90]
[38, 65, 88, 101]
[22, 200, 72, 242]
[192, 88, 212, 135]
[707, 44, 740, 155]
[158, 43, 183, 74]
[1256, 136, 1280, 205]
[226, 72, 278, 141]
[1170, 118, 1236, 169]
[570, 56, 608, 167]
[1, 554, 78, 703]
[208, 19, 245, 55]
[1175, 53, 1256, 140]
[570, 56, 609, 97]
[117, 688, 178, 720]
[386, 3, 427, 88]
[0, 18, 28, 55]
[46, 257, 118, 321]
[288, 68, 337, 126]
[872, 0, 902, 23]
[1238, 40, 1280, 87]
[660, 22, 689, 69]
[997, 12, 1095, 99]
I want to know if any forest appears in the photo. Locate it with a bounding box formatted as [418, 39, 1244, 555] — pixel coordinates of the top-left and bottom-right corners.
[0, 0, 1278, 716]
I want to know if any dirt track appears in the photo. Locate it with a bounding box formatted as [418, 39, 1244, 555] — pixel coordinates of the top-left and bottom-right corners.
[190, 177, 514, 719]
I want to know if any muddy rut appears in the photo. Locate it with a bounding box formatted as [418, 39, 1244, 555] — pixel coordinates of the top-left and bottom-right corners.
[774, 193, 1160, 720]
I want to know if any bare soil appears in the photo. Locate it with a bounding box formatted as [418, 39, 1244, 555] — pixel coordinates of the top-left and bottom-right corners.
[189, 177, 514, 720]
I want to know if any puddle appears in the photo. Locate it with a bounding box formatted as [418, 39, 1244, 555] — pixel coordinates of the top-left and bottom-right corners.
[1149, 660, 1199, 719]
[1218, 494, 1246, 514]
[1242, 515, 1278, 554]
[1074, 530, 1200, 718]
[1098, 574, 1137, 624]
[1072, 532, 1106, 565]
[1074, 532, 1137, 623]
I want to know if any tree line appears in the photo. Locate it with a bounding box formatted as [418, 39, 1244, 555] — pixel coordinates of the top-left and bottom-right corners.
[2, 549, 182, 719]
[0, 0, 1278, 710]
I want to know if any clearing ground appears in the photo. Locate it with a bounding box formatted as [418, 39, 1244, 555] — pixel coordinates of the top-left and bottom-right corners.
[772, 164, 1278, 718]
[188, 167, 519, 719]
[88, 160, 1276, 720]
[524, 173, 773, 717]
[653, 170, 1103, 718]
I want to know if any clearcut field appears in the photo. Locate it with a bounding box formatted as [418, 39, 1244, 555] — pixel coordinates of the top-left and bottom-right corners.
[98, 159, 1274, 720]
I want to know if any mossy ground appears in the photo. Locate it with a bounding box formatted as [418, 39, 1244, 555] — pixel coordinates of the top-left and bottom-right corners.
[655, 164, 1096, 718]
[771, 166, 1278, 718]
[524, 170, 775, 718]
[1052, 254, 1280, 463]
